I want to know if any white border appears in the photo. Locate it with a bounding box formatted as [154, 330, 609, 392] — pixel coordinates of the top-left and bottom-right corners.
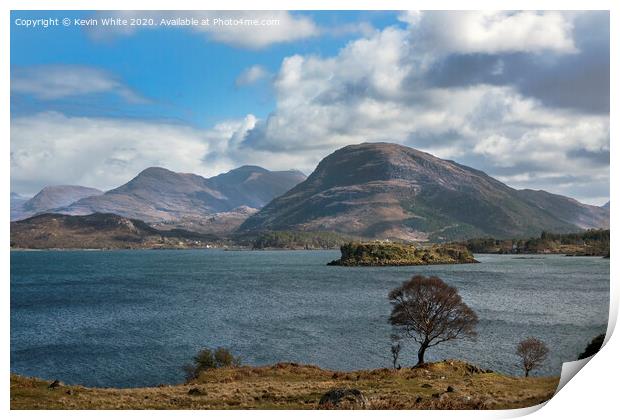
[2, 1, 617, 419]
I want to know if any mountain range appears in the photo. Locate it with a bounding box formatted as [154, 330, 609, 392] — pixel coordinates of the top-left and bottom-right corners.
[11, 142, 609, 242]
[59, 166, 305, 223]
[10, 166, 306, 226]
[240, 143, 609, 241]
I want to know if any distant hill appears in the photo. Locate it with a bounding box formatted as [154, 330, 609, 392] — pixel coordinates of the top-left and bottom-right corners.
[151, 206, 258, 235]
[461, 229, 609, 256]
[208, 166, 307, 209]
[241, 143, 609, 241]
[24, 185, 103, 213]
[10, 213, 219, 249]
[11, 186, 102, 221]
[10, 192, 30, 221]
[58, 166, 306, 222]
[602, 201, 610, 209]
[515, 189, 609, 229]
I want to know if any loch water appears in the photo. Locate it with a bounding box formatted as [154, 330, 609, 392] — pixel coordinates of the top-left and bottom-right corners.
[10, 250, 609, 388]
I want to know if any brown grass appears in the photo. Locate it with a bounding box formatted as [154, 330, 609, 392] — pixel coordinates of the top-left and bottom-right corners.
[10, 360, 559, 410]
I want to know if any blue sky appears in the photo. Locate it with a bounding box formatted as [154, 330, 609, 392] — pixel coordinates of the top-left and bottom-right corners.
[11, 11, 399, 126]
[10, 11, 609, 205]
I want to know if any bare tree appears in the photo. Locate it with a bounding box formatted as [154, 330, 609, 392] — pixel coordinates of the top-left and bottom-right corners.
[516, 338, 549, 377]
[390, 333, 402, 369]
[388, 275, 478, 366]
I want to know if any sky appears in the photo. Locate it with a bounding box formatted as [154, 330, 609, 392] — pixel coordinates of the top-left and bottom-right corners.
[10, 10, 609, 205]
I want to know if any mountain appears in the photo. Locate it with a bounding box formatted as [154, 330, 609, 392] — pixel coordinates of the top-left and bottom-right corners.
[10, 213, 219, 249]
[515, 189, 609, 230]
[23, 185, 103, 213]
[208, 165, 307, 209]
[602, 201, 610, 209]
[59, 166, 306, 222]
[11, 186, 102, 221]
[10, 192, 30, 221]
[240, 143, 608, 241]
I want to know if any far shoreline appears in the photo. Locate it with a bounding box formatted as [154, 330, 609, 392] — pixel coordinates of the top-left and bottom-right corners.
[9, 247, 610, 257]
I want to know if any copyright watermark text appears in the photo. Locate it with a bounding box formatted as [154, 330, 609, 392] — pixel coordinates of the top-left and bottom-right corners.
[13, 16, 281, 29]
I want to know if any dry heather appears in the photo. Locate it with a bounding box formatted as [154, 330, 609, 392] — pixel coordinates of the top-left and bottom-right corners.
[10, 360, 559, 410]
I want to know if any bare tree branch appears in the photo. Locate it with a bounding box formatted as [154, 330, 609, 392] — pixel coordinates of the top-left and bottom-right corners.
[388, 275, 478, 365]
[516, 337, 549, 377]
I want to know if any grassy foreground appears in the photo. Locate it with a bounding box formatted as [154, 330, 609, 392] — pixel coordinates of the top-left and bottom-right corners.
[10, 360, 558, 410]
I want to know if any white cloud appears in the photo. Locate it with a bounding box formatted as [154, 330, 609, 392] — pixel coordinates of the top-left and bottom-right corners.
[12, 12, 608, 204]
[235, 65, 269, 87]
[88, 11, 319, 49]
[403, 11, 577, 54]
[398, 11, 422, 26]
[11, 112, 212, 194]
[233, 14, 607, 202]
[198, 11, 318, 49]
[11, 65, 146, 102]
[10, 112, 312, 195]
[324, 21, 377, 38]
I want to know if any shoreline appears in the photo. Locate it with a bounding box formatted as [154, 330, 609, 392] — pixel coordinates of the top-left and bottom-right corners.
[10, 247, 609, 257]
[9, 246, 339, 252]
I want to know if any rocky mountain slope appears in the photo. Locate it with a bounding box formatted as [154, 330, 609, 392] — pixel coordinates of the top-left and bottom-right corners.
[240, 143, 609, 241]
[150, 206, 258, 235]
[58, 166, 306, 222]
[515, 189, 609, 230]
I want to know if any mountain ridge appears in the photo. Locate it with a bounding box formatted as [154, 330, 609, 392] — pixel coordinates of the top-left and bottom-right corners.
[11, 186, 102, 221]
[240, 142, 609, 241]
[58, 166, 306, 222]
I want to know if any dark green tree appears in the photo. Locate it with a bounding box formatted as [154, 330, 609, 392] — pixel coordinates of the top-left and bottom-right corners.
[578, 334, 605, 359]
[183, 347, 241, 381]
